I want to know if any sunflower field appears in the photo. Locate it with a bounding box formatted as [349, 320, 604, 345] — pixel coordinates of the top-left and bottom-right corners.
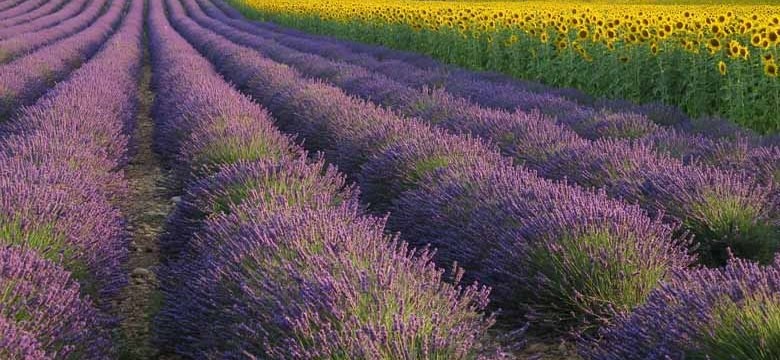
[230, 0, 780, 133]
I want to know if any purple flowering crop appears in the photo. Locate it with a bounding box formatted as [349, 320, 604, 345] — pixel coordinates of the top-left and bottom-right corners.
[150, 1, 499, 357]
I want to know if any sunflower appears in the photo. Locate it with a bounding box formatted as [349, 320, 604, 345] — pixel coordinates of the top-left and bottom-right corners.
[711, 24, 721, 34]
[727, 40, 740, 58]
[739, 46, 748, 60]
[718, 60, 727, 75]
[707, 38, 721, 53]
[766, 61, 778, 77]
[752, 34, 762, 46]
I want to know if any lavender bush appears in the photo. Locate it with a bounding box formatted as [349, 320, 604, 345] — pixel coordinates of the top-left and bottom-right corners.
[0, 0, 88, 40]
[581, 256, 780, 360]
[358, 128, 503, 213]
[0, 0, 69, 28]
[150, 2, 499, 356]
[0, 246, 111, 358]
[0, 0, 48, 23]
[176, 0, 780, 265]
[0, 0, 106, 63]
[160, 157, 354, 260]
[0, 0, 125, 121]
[165, 0, 692, 333]
[390, 160, 693, 330]
[172, 199, 497, 359]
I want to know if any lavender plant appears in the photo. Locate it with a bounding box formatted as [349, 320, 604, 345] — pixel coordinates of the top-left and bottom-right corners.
[0, 0, 125, 121]
[0, 0, 48, 22]
[0, 246, 112, 358]
[0, 0, 89, 40]
[150, 2, 499, 356]
[0, 0, 69, 28]
[165, 0, 692, 333]
[0, 0, 106, 63]
[175, 0, 780, 265]
[581, 256, 780, 360]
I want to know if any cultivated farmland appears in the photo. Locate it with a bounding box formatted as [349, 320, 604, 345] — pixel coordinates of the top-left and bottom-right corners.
[1, 0, 779, 359]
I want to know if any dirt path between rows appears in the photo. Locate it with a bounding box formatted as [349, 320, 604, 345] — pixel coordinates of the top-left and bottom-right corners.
[113, 33, 175, 360]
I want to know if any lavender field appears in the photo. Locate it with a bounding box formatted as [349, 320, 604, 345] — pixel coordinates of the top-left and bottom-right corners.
[1, 0, 780, 359]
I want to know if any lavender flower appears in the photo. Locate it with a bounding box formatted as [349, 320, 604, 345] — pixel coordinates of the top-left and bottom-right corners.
[167, 0, 693, 332]
[0, 246, 112, 358]
[0, 0, 69, 29]
[150, 2, 499, 356]
[0, 0, 125, 120]
[164, 199, 497, 359]
[0, 0, 102, 62]
[0, 0, 47, 22]
[0, 315, 47, 360]
[581, 256, 780, 360]
[181, 0, 780, 265]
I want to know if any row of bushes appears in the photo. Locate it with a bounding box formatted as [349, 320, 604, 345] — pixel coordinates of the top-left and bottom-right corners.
[0, 0, 143, 357]
[167, 0, 691, 333]
[148, 0, 498, 357]
[162, 0, 780, 358]
[184, 0, 779, 267]
[0, 0, 125, 120]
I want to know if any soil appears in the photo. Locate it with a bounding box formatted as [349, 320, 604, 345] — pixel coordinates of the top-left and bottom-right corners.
[112, 37, 176, 360]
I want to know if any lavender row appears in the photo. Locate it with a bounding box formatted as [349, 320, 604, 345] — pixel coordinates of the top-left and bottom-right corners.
[194, 0, 756, 175]
[0, 0, 87, 39]
[0, 0, 68, 28]
[0, 0, 105, 63]
[165, 0, 692, 333]
[200, 0, 771, 169]
[192, 0, 754, 179]
[0, 247, 111, 359]
[0, 0, 47, 22]
[193, 0, 659, 145]
[582, 255, 780, 360]
[0, 0, 143, 357]
[148, 1, 498, 357]
[0, 0, 124, 121]
[178, 0, 778, 267]
[0, 0, 25, 13]
[201, 0, 780, 217]
[214, 0, 765, 145]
